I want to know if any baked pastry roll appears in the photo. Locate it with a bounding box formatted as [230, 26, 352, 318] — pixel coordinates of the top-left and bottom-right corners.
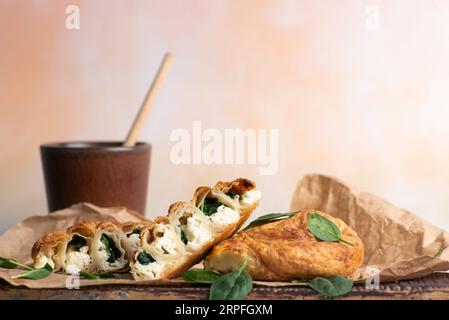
[87, 221, 128, 272]
[130, 216, 188, 280]
[32, 220, 138, 274]
[120, 220, 153, 258]
[32, 231, 70, 271]
[191, 178, 261, 237]
[63, 221, 97, 274]
[130, 178, 261, 280]
[204, 210, 364, 281]
[31, 221, 97, 274]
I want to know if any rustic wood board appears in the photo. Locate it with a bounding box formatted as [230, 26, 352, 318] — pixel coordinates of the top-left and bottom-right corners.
[1, 273, 449, 300]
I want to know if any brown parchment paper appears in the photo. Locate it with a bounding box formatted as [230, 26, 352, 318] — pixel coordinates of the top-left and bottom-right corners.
[290, 174, 449, 282]
[1, 174, 449, 289]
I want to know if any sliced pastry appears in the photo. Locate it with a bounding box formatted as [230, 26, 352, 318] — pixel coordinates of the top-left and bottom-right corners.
[87, 221, 129, 273]
[130, 216, 188, 280]
[130, 178, 261, 280]
[204, 209, 364, 281]
[32, 230, 70, 271]
[32, 220, 142, 274]
[120, 220, 153, 258]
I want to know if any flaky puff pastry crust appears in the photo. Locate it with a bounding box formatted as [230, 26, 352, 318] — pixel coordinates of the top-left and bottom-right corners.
[31, 231, 70, 271]
[120, 220, 152, 235]
[204, 210, 364, 281]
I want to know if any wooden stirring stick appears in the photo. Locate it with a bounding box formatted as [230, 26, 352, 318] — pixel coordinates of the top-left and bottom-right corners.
[124, 52, 174, 147]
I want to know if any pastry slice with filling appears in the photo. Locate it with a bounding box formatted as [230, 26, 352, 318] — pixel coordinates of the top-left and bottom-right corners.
[130, 178, 261, 280]
[89, 221, 128, 273]
[32, 231, 70, 271]
[130, 216, 187, 280]
[120, 220, 153, 258]
[192, 178, 261, 240]
[32, 220, 138, 274]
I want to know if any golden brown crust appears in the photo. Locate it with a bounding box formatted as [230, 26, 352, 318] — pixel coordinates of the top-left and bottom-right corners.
[204, 210, 365, 281]
[31, 231, 70, 260]
[167, 201, 192, 216]
[66, 220, 99, 238]
[191, 186, 211, 207]
[96, 221, 119, 231]
[120, 220, 152, 235]
[213, 177, 256, 195]
[191, 178, 256, 207]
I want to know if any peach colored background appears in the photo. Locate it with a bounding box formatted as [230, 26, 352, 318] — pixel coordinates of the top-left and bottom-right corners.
[1, 0, 449, 234]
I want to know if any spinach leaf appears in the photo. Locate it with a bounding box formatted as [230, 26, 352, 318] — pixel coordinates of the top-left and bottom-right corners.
[226, 191, 242, 200]
[137, 251, 155, 265]
[0, 257, 20, 269]
[0, 256, 33, 270]
[200, 197, 223, 216]
[209, 260, 253, 300]
[68, 235, 86, 251]
[307, 275, 353, 297]
[182, 269, 222, 283]
[11, 263, 53, 280]
[240, 211, 300, 231]
[180, 229, 188, 245]
[307, 212, 354, 246]
[80, 271, 115, 279]
[101, 234, 122, 263]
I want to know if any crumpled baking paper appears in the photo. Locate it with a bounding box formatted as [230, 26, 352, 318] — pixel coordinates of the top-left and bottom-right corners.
[290, 174, 449, 282]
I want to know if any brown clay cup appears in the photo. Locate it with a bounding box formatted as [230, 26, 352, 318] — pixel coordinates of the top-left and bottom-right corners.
[40, 142, 151, 214]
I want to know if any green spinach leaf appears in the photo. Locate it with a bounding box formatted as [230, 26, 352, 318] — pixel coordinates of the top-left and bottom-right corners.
[180, 229, 188, 245]
[307, 212, 354, 246]
[226, 191, 242, 200]
[209, 260, 253, 300]
[0, 256, 33, 270]
[307, 275, 353, 297]
[68, 235, 86, 251]
[0, 257, 20, 269]
[200, 197, 223, 216]
[182, 269, 222, 283]
[101, 234, 122, 263]
[240, 211, 300, 232]
[80, 271, 115, 279]
[137, 251, 155, 265]
[11, 263, 53, 280]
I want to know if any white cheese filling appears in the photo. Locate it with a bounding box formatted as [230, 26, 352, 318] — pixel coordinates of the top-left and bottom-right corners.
[65, 246, 91, 275]
[35, 254, 55, 269]
[182, 215, 213, 250]
[241, 189, 262, 205]
[98, 239, 126, 269]
[127, 233, 141, 250]
[210, 205, 240, 231]
[151, 224, 179, 255]
[133, 252, 164, 280]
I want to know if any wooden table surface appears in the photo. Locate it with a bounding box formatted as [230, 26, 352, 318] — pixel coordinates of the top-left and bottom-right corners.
[1, 273, 449, 300]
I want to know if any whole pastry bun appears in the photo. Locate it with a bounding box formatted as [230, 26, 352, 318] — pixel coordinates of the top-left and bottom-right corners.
[204, 209, 364, 281]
